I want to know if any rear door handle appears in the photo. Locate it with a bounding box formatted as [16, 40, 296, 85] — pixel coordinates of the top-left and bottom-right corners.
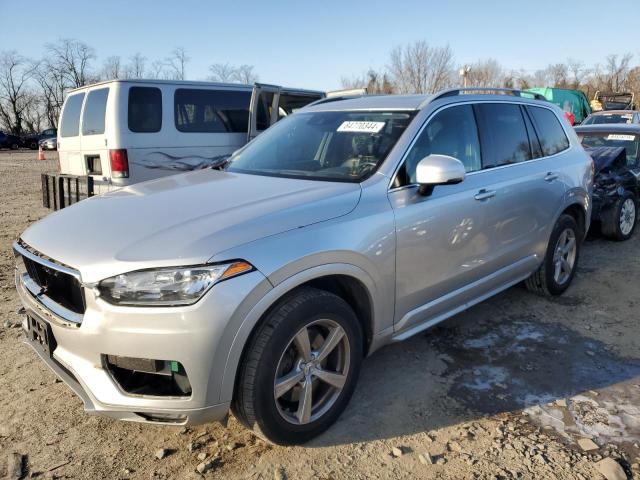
[474, 189, 496, 201]
[544, 172, 559, 182]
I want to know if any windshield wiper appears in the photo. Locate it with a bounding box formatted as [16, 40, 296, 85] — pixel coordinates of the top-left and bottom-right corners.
[209, 155, 231, 170]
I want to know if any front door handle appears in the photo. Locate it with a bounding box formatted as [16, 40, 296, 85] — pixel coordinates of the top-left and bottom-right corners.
[544, 172, 559, 182]
[474, 189, 496, 201]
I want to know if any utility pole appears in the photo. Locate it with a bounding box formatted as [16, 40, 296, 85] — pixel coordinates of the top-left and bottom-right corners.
[459, 65, 471, 88]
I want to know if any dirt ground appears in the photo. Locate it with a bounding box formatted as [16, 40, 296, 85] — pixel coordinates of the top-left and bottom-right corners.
[0, 150, 639, 480]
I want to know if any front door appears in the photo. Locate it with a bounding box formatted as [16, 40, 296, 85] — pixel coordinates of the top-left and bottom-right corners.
[390, 103, 494, 335]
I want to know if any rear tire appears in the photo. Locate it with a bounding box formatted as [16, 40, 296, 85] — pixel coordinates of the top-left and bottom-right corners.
[601, 192, 637, 241]
[232, 287, 363, 445]
[525, 214, 580, 296]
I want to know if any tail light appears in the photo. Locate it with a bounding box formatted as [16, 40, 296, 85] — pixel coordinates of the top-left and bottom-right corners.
[109, 149, 129, 178]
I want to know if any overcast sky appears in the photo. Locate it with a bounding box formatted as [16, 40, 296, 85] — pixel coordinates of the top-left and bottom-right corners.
[1, 0, 639, 90]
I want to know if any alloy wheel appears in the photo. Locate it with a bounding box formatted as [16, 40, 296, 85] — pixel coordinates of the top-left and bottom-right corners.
[274, 319, 350, 425]
[552, 228, 577, 285]
[619, 198, 636, 236]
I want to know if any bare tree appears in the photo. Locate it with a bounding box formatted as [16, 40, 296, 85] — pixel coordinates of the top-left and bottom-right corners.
[45, 39, 95, 88]
[22, 91, 44, 133]
[102, 55, 122, 80]
[388, 41, 454, 94]
[550, 63, 569, 88]
[603, 53, 633, 91]
[566, 58, 587, 89]
[148, 59, 169, 80]
[208, 63, 237, 83]
[166, 47, 189, 80]
[234, 64, 258, 84]
[31, 56, 68, 129]
[0, 51, 35, 134]
[466, 59, 503, 88]
[126, 53, 147, 79]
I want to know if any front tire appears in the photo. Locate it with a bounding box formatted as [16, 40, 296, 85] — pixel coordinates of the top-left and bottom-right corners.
[525, 214, 580, 296]
[601, 192, 637, 241]
[232, 287, 363, 445]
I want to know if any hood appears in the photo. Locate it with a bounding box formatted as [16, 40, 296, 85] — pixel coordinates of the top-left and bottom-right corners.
[585, 146, 627, 174]
[21, 169, 361, 282]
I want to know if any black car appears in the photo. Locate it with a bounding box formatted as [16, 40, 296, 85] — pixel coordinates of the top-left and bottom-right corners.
[0, 131, 21, 149]
[575, 124, 640, 240]
[21, 128, 57, 150]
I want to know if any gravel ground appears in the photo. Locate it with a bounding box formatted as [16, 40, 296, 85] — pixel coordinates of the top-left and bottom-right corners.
[0, 150, 639, 479]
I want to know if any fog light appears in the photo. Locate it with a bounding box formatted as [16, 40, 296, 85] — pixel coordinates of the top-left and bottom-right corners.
[104, 355, 191, 397]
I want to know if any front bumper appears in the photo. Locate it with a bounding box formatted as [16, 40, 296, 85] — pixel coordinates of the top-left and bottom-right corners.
[14, 252, 270, 426]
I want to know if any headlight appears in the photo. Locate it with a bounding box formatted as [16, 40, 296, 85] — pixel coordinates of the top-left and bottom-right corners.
[97, 261, 253, 306]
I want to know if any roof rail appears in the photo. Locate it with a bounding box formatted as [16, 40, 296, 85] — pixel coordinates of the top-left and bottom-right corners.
[431, 87, 547, 103]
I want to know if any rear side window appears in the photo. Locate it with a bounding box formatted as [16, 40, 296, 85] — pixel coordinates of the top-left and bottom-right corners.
[474, 103, 532, 168]
[59, 93, 85, 137]
[174, 89, 250, 133]
[527, 106, 570, 156]
[82, 88, 109, 135]
[128, 87, 162, 133]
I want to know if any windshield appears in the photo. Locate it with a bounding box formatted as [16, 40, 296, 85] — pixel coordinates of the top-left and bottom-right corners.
[583, 113, 634, 125]
[226, 111, 415, 182]
[579, 132, 640, 165]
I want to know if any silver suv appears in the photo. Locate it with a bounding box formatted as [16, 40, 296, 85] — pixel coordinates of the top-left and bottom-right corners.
[14, 89, 592, 445]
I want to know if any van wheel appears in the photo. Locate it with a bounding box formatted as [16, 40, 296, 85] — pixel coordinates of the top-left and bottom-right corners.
[525, 214, 580, 296]
[232, 287, 362, 445]
[601, 192, 637, 241]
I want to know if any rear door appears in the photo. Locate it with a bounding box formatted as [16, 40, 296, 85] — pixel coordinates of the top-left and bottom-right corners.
[79, 86, 111, 183]
[472, 102, 567, 271]
[57, 91, 86, 175]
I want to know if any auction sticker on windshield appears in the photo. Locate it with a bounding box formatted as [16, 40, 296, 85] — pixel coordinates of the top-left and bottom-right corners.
[337, 121, 386, 133]
[607, 134, 636, 141]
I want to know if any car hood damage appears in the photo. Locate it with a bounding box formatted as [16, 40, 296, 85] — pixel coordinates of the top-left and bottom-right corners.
[20, 169, 361, 283]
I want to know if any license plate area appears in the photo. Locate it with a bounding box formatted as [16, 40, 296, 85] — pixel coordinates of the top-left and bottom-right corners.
[27, 314, 57, 357]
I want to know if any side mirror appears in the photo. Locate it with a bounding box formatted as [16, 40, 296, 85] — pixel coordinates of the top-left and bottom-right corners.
[415, 154, 466, 195]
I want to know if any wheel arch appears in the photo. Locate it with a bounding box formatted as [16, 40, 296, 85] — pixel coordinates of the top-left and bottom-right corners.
[219, 263, 378, 404]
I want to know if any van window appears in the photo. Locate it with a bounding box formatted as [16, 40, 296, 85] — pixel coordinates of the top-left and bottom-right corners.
[174, 89, 250, 133]
[128, 87, 162, 133]
[82, 88, 109, 135]
[397, 104, 481, 186]
[527, 106, 570, 156]
[59, 93, 85, 137]
[475, 103, 532, 168]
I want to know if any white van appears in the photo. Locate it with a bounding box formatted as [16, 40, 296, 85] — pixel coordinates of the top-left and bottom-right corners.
[53, 80, 325, 197]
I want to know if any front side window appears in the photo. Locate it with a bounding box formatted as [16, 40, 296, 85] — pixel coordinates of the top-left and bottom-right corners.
[175, 89, 251, 133]
[396, 104, 481, 186]
[226, 111, 415, 182]
[59, 93, 85, 138]
[82, 88, 109, 135]
[579, 133, 639, 166]
[475, 103, 532, 168]
[128, 87, 162, 133]
[528, 106, 570, 156]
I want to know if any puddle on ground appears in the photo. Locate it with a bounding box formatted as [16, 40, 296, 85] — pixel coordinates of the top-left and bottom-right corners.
[427, 317, 640, 445]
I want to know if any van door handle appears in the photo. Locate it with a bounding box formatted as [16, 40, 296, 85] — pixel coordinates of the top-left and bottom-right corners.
[544, 172, 559, 182]
[474, 189, 496, 201]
